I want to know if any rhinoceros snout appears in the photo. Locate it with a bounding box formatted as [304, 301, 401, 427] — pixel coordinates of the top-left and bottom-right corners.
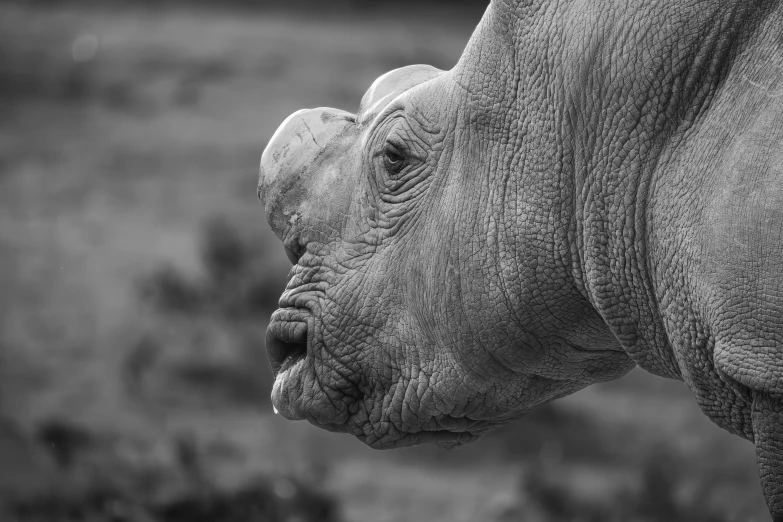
[258, 107, 358, 257]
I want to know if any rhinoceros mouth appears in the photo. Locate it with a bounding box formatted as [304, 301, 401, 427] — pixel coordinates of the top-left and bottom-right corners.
[266, 309, 309, 377]
[267, 307, 312, 420]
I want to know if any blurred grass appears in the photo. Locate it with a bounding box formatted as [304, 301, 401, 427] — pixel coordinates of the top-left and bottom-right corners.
[0, 1, 771, 521]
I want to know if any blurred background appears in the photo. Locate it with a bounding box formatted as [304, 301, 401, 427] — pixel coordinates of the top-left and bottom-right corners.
[0, 1, 771, 520]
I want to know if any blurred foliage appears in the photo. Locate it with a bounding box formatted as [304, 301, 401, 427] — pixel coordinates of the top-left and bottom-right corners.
[516, 447, 734, 522]
[129, 215, 283, 410]
[137, 215, 283, 321]
[3, 419, 338, 522]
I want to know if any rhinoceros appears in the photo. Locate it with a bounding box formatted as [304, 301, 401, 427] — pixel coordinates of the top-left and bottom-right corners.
[257, 0, 783, 516]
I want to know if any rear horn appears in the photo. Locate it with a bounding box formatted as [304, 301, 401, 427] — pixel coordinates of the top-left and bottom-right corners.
[357, 64, 444, 125]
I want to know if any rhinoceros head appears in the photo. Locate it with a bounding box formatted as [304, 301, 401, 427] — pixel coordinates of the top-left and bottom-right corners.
[257, 13, 634, 449]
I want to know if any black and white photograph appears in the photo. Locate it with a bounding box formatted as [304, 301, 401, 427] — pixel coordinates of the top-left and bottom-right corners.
[2, 0, 782, 520]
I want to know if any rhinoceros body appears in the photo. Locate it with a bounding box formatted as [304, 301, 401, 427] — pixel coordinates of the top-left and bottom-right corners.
[258, 0, 783, 517]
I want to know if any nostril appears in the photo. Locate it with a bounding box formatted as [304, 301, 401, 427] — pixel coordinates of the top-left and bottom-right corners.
[284, 245, 301, 265]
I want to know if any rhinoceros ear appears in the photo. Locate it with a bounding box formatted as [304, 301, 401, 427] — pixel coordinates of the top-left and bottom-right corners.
[357, 64, 443, 125]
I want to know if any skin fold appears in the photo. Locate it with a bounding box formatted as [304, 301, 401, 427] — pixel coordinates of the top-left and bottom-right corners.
[257, 0, 783, 517]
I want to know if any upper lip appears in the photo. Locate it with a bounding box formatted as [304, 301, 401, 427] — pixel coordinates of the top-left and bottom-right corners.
[268, 316, 308, 344]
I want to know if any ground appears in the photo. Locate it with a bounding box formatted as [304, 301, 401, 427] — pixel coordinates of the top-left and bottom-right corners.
[0, 2, 770, 520]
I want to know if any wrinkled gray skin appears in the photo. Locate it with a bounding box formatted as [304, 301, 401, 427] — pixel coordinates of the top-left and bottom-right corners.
[258, 0, 783, 517]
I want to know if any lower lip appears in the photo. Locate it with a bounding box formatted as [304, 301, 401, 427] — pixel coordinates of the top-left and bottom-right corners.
[270, 356, 307, 420]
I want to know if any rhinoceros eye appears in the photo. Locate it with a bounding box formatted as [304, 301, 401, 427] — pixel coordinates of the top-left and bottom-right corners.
[382, 142, 407, 175]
